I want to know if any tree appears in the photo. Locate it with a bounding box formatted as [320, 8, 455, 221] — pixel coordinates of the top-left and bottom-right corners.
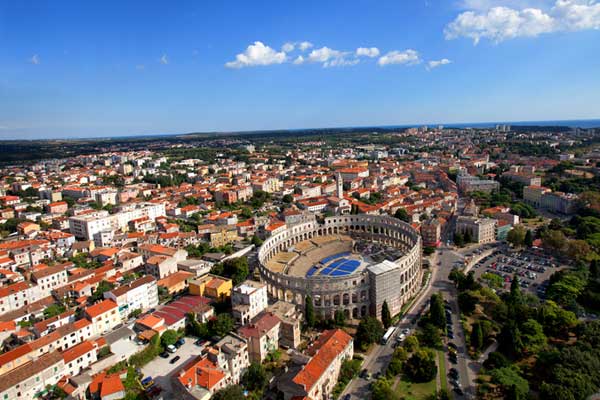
[525, 229, 534, 247]
[305, 295, 315, 329]
[282, 194, 293, 203]
[458, 291, 478, 315]
[566, 240, 592, 261]
[404, 349, 437, 382]
[89, 280, 115, 302]
[371, 377, 399, 400]
[546, 271, 587, 306]
[542, 229, 567, 255]
[507, 225, 527, 247]
[334, 310, 346, 327]
[251, 234, 263, 246]
[394, 208, 410, 223]
[454, 232, 465, 247]
[537, 300, 578, 337]
[489, 367, 529, 399]
[220, 257, 249, 285]
[484, 352, 510, 370]
[187, 313, 210, 339]
[339, 358, 362, 382]
[520, 319, 547, 354]
[429, 294, 446, 329]
[209, 314, 234, 338]
[382, 300, 392, 329]
[387, 347, 408, 377]
[418, 323, 442, 348]
[509, 276, 524, 306]
[470, 321, 484, 351]
[449, 268, 466, 288]
[464, 230, 473, 244]
[403, 335, 419, 352]
[356, 316, 384, 350]
[43, 303, 66, 319]
[211, 385, 245, 400]
[423, 246, 436, 256]
[240, 207, 253, 219]
[161, 330, 178, 348]
[242, 362, 267, 392]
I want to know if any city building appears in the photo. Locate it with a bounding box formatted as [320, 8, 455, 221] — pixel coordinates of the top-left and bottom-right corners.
[278, 329, 353, 400]
[456, 216, 497, 244]
[84, 299, 121, 336]
[237, 311, 281, 362]
[104, 275, 159, 319]
[231, 280, 268, 325]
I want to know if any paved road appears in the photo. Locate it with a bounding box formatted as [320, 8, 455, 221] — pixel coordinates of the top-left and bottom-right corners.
[140, 338, 202, 398]
[341, 243, 483, 400]
[341, 250, 443, 399]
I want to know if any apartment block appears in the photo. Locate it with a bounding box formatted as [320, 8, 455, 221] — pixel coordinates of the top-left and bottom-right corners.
[231, 280, 268, 325]
[104, 275, 159, 319]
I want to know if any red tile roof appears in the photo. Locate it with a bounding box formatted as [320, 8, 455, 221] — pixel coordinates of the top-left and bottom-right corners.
[292, 329, 352, 392]
[85, 299, 118, 319]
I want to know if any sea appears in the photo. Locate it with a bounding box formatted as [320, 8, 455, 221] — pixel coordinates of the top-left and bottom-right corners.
[384, 119, 600, 130]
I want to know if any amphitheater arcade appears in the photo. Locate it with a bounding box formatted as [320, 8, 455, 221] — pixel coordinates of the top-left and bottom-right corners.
[257, 214, 423, 321]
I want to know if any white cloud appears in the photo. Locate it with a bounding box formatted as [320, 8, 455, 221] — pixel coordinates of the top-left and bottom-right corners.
[282, 42, 295, 52]
[160, 54, 169, 64]
[29, 54, 40, 65]
[446, 0, 600, 44]
[299, 41, 313, 51]
[377, 49, 422, 66]
[427, 58, 452, 69]
[307, 47, 344, 63]
[356, 47, 380, 58]
[293, 55, 305, 65]
[225, 41, 287, 68]
[305, 46, 359, 67]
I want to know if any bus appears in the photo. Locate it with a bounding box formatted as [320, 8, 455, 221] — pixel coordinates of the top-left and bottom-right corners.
[381, 327, 397, 345]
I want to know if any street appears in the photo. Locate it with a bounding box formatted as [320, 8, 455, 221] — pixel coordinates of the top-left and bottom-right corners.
[340, 242, 481, 400]
[140, 338, 201, 398]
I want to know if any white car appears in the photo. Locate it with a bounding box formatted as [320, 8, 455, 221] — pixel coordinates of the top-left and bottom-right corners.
[397, 333, 406, 342]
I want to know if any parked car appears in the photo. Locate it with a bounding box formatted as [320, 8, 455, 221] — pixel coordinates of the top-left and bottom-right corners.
[175, 338, 185, 348]
[170, 355, 181, 364]
[167, 344, 177, 353]
[141, 377, 154, 389]
[360, 369, 371, 380]
[159, 351, 169, 358]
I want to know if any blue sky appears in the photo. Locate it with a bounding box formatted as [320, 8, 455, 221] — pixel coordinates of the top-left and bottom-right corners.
[1, 0, 599, 139]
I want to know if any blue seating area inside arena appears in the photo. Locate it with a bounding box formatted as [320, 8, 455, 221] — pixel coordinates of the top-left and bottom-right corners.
[306, 252, 360, 277]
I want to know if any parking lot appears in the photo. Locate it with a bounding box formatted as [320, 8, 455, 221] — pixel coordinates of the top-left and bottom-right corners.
[471, 248, 566, 298]
[140, 337, 204, 398]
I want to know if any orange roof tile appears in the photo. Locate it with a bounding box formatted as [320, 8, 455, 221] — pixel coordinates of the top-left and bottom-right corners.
[85, 299, 118, 319]
[62, 340, 95, 364]
[292, 329, 352, 392]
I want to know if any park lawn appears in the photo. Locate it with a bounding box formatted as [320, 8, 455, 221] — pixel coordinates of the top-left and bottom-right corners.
[437, 350, 447, 392]
[395, 375, 437, 400]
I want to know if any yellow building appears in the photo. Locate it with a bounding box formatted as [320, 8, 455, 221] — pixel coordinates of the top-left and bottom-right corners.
[157, 271, 194, 295]
[189, 274, 233, 301]
[209, 227, 238, 248]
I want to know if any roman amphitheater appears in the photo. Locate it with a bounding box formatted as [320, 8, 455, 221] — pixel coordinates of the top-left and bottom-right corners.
[257, 214, 422, 321]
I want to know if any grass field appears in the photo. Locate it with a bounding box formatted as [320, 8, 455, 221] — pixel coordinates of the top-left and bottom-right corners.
[438, 350, 447, 392]
[394, 376, 437, 400]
